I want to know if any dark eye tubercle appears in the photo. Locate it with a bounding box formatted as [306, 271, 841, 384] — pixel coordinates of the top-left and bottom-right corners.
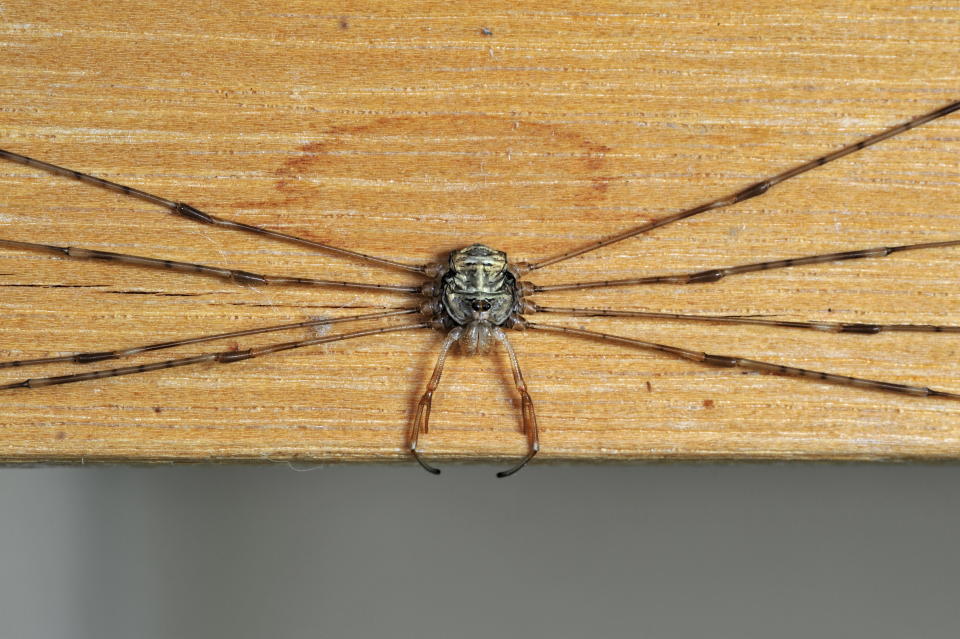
[471, 299, 492, 312]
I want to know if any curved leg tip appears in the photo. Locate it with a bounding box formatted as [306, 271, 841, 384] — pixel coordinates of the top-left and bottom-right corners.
[412, 450, 441, 475]
[496, 450, 538, 478]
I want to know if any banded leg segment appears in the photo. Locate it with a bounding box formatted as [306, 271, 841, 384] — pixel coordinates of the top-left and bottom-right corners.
[526, 322, 960, 399]
[0, 323, 430, 391]
[0, 239, 421, 292]
[0, 308, 419, 370]
[530, 304, 960, 335]
[410, 327, 462, 475]
[532, 240, 960, 292]
[0, 148, 427, 274]
[523, 100, 960, 273]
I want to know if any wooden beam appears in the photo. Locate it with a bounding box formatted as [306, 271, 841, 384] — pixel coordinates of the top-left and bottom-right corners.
[1, 0, 958, 468]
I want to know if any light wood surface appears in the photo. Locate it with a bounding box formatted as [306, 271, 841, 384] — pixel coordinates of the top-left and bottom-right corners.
[0, 1, 958, 468]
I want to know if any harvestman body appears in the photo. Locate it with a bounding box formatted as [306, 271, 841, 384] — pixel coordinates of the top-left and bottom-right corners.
[1, 100, 959, 476]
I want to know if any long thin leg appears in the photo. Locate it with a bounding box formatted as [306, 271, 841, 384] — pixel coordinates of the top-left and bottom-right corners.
[0, 322, 430, 391]
[0, 148, 427, 274]
[0, 239, 421, 292]
[410, 327, 463, 475]
[531, 240, 960, 292]
[0, 308, 418, 370]
[529, 304, 960, 335]
[491, 327, 539, 478]
[522, 100, 960, 273]
[526, 322, 960, 399]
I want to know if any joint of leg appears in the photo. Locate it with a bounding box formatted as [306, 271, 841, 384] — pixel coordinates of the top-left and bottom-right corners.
[175, 203, 215, 224]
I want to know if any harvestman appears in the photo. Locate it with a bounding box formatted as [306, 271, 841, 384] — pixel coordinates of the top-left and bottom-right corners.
[1, 101, 959, 476]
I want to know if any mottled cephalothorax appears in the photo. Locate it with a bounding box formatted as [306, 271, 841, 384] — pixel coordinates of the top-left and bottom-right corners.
[422, 244, 529, 354]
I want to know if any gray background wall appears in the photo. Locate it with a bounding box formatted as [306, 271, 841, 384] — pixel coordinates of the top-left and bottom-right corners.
[1, 464, 958, 638]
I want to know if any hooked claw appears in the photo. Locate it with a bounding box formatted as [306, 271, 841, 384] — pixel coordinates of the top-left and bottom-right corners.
[412, 448, 441, 475]
[496, 448, 538, 478]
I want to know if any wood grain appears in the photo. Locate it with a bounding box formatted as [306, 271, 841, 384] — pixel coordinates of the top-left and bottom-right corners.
[0, 0, 958, 469]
